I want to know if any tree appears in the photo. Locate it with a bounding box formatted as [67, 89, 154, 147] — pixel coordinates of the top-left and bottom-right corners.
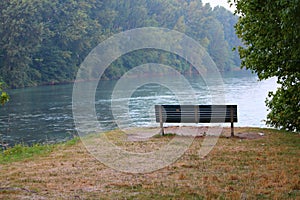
[31, 0, 102, 85]
[0, 0, 44, 88]
[0, 82, 9, 105]
[213, 6, 242, 69]
[230, 0, 300, 131]
[0, 0, 241, 88]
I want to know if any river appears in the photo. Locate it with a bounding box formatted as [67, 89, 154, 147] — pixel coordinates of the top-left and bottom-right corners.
[0, 71, 277, 146]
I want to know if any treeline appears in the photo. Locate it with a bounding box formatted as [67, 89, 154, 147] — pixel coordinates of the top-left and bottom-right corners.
[0, 0, 241, 88]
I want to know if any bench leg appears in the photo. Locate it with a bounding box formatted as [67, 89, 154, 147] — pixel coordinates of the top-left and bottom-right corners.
[160, 122, 164, 136]
[159, 106, 164, 136]
[231, 122, 234, 137]
[230, 106, 234, 137]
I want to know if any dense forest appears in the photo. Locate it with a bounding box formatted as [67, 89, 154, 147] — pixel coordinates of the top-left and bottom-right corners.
[0, 0, 241, 88]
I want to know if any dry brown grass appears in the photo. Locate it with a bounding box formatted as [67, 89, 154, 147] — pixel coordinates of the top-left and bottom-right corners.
[0, 127, 299, 199]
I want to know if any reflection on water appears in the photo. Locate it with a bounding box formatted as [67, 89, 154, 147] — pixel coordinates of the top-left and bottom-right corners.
[0, 71, 277, 146]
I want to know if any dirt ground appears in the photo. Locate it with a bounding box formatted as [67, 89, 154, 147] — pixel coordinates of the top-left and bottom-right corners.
[127, 126, 266, 141]
[164, 126, 266, 140]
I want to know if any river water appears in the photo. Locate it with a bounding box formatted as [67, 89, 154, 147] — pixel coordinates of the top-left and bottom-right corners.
[0, 71, 277, 146]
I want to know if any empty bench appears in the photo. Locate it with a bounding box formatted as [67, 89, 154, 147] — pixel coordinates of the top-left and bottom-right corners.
[155, 105, 238, 137]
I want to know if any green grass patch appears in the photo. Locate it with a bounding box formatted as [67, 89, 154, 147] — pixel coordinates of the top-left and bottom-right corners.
[0, 137, 80, 164]
[61, 137, 80, 146]
[0, 143, 54, 164]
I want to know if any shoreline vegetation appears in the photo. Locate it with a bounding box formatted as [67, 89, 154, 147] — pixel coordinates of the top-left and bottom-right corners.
[0, 127, 299, 199]
[5, 68, 249, 90]
[1, 1, 242, 89]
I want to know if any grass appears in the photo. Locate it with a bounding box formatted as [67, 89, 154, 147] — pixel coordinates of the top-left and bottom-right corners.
[0, 127, 299, 199]
[0, 137, 80, 164]
[0, 144, 54, 164]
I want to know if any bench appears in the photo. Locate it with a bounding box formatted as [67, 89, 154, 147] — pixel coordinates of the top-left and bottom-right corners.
[155, 105, 238, 137]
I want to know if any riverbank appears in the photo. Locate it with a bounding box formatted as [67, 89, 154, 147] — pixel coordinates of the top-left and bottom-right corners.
[0, 127, 299, 199]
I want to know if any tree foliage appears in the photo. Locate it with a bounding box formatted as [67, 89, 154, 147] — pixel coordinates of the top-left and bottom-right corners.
[231, 0, 300, 131]
[0, 0, 241, 88]
[0, 82, 9, 105]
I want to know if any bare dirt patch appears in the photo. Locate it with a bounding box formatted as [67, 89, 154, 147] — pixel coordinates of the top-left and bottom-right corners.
[235, 131, 265, 140]
[163, 126, 266, 140]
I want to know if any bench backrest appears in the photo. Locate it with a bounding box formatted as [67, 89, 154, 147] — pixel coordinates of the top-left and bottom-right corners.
[155, 105, 238, 123]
